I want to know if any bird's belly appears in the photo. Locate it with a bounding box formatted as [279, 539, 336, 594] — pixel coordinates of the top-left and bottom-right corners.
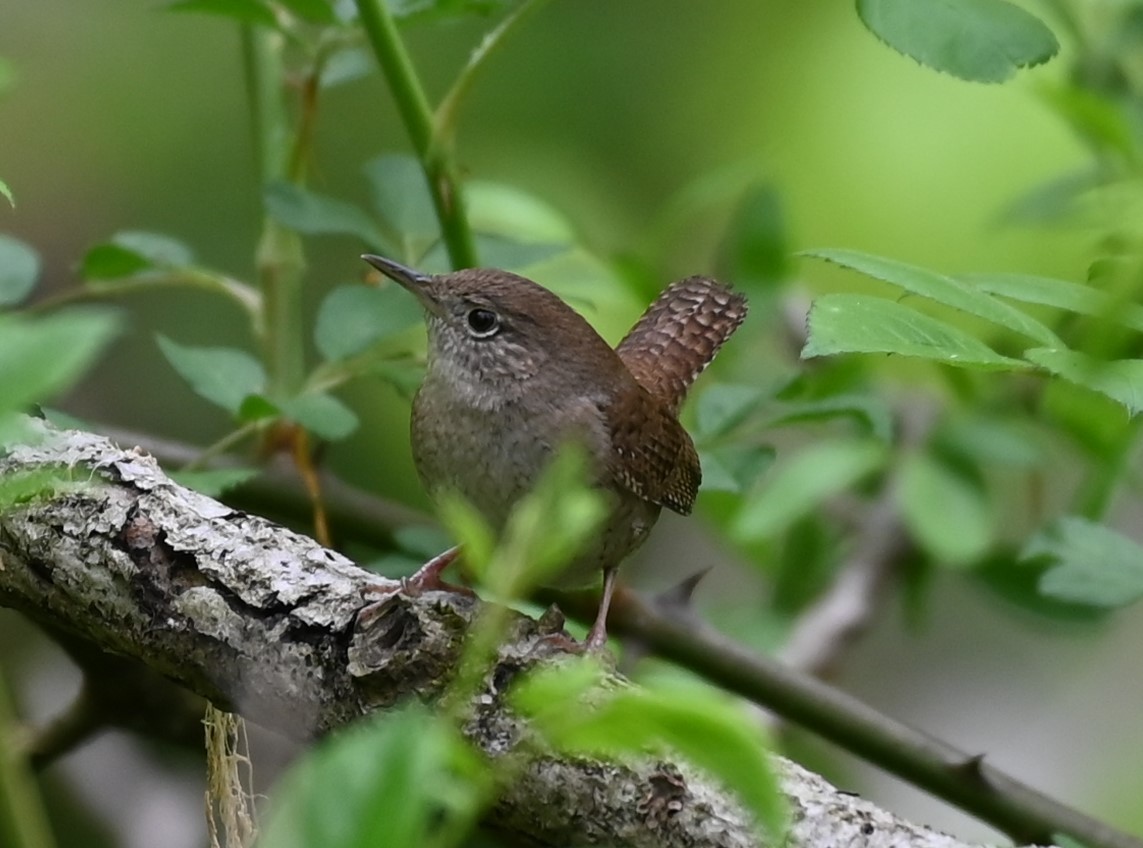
[410, 395, 660, 587]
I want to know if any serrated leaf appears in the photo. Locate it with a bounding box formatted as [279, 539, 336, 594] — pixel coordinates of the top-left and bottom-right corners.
[805, 249, 1059, 346]
[279, 392, 359, 440]
[1023, 516, 1143, 608]
[514, 661, 786, 842]
[260, 707, 485, 848]
[0, 235, 40, 305]
[899, 452, 993, 566]
[156, 336, 266, 413]
[364, 154, 438, 243]
[856, 0, 1058, 83]
[168, 468, 259, 497]
[733, 439, 886, 541]
[965, 271, 1143, 334]
[0, 311, 119, 414]
[803, 294, 1025, 369]
[264, 182, 387, 248]
[1026, 348, 1143, 415]
[166, 0, 278, 27]
[315, 284, 424, 361]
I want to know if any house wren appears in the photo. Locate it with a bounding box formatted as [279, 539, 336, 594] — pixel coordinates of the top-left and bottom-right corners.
[361, 254, 747, 648]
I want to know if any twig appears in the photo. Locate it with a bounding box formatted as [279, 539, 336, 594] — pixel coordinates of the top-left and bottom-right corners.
[779, 402, 936, 676]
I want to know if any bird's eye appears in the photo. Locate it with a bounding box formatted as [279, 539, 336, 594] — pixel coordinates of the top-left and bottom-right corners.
[466, 308, 500, 338]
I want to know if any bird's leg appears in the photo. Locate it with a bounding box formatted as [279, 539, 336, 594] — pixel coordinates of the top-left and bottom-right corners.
[358, 546, 472, 627]
[584, 565, 619, 651]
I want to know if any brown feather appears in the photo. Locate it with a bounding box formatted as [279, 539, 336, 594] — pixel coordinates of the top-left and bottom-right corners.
[616, 276, 748, 414]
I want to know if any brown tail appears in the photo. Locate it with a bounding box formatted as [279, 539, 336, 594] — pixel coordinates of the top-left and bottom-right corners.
[615, 276, 748, 414]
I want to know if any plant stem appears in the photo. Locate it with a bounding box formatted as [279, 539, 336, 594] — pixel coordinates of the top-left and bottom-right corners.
[353, 0, 479, 270]
[243, 26, 306, 397]
[0, 673, 55, 848]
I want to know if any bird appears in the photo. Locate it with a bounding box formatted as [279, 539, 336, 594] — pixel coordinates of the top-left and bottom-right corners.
[361, 254, 747, 648]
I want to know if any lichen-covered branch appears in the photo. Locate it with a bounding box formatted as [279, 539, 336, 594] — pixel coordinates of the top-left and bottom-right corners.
[0, 425, 989, 848]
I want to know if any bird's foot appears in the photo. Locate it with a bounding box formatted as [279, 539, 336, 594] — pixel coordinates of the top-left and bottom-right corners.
[357, 546, 473, 628]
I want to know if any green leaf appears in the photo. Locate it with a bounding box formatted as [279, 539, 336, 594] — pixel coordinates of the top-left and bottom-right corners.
[364, 154, 439, 243]
[856, 0, 1058, 83]
[733, 439, 886, 541]
[974, 552, 1105, 622]
[700, 445, 774, 494]
[898, 452, 993, 566]
[156, 336, 266, 413]
[936, 414, 1043, 468]
[277, 0, 336, 23]
[0, 311, 119, 414]
[82, 231, 194, 280]
[514, 660, 786, 842]
[1026, 348, 1143, 415]
[81, 244, 152, 280]
[963, 272, 1143, 334]
[314, 284, 424, 361]
[260, 707, 485, 848]
[0, 468, 71, 509]
[466, 180, 575, 244]
[165, 0, 278, 27]
[767, 395, 895, 443]
[1023, 516, 1143, 608]
[441, 445, 607, 597]
[719, 183, 789, 289]
[264, 182, 387, 248]
[803, 294, 1026, 369]
[279, 392, 359, 440]
[694, 384, 768, 440]
[804, 249, 1060, 346]
[0, 235, 40, 306]
[0, 178, 13, 208]
[168, 468, 259, 497]
[236, 393, 280, 423]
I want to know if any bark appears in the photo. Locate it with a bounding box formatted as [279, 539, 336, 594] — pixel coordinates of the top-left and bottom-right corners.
[0, 424, 984, 848]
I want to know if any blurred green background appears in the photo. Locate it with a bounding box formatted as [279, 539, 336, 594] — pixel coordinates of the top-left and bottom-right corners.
[4, 2, 1139, 847]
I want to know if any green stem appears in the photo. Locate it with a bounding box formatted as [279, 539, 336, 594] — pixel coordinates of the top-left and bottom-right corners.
[243, 26, 306, 397]
[179, 422, 261, 472]
[0, 673, 55, 848]
[353, 0, 479, 270]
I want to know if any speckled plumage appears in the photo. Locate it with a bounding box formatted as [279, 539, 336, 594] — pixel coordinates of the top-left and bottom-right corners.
[362, 255, 746, 645]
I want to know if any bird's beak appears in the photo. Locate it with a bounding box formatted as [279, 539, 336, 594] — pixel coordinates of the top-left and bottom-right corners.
[361, 254, 441, 315]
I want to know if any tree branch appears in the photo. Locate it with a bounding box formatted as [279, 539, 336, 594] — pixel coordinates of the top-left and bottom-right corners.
[0, 425, 1001, 848]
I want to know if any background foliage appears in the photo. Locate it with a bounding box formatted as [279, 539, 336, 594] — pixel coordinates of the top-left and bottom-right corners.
[3, 1, 1143, 846]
